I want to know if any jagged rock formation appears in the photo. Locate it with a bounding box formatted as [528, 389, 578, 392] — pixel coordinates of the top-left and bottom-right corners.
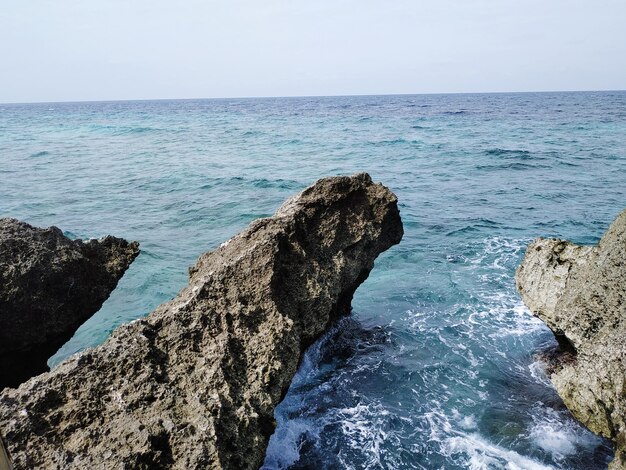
[0, 218, 139, 389]
[516, 209, 626, 469]
[0, 173, 403, 470]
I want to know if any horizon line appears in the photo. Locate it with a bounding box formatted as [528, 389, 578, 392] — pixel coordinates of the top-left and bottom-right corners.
[1, 88, 625, 106]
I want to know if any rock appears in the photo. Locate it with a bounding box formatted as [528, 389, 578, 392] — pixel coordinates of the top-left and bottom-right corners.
[0, 219, 140, 389]
[0, 435, 11, 470]
[0, 173, 403, 470]
[516, 209, 626, 469]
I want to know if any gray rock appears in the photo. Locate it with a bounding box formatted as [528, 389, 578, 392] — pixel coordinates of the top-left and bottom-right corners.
[516, 209, 626, 469]
[0, 434, 11, 470]
[0, 218, 139, 389]
[0, 173, 403, 470]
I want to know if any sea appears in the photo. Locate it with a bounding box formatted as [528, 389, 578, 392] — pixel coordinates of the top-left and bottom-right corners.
[1, 91, 625, 469]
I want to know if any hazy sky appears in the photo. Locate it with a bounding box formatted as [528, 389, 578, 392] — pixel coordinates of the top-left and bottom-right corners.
[2, 0, 625, 103]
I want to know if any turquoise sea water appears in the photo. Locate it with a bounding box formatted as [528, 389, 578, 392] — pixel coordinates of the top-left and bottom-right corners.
[1, 92, 625, 469]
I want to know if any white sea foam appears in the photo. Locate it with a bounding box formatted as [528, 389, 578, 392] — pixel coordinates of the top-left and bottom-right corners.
[262, 418, 318, 469]
[528, 360, 553, 388]
[338, 404, 390, 466]
[451, 409, 478, 430]
[443, 432, 555, 470]
[530, 424, 576, 459]
[528, 406, 605, 463]
[421, 398, 602, 470]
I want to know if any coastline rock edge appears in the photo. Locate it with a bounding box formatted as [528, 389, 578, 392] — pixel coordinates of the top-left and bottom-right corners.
[0, 218, 140, 389]
[0, 173, 403, 469]
[516, 209, 626, 469]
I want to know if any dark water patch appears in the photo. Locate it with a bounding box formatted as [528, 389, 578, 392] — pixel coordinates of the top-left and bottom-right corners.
[200, 176, 301, 191]
[251, 178, 302, 190]
[29, 150, 50, 158]
[279, 139, 304, 146]
[556, 160, 581, 167]
[198, 176, 245, 189]
[425, 223, 447, 233]
[318, 319, 391, 365]
[86, 124, 162, 136]
[444, 219, 503, 237]
[446, 225, 481, 236]
[117, 126, 158, 135]
[242, 130, 265, 137]
[534, 192, 571, 202]
[367, 138, 408, 146]
[475, 162, 551, 171]
[485, 148, 533, 158]
[367, 138, 422, 147]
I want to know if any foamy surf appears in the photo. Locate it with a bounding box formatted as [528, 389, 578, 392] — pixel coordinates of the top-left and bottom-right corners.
[443, 432, 554, 470]
[264, 235, 612, 468]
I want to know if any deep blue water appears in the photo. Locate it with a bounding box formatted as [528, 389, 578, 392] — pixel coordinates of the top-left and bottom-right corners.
[1, 92, 625, 469]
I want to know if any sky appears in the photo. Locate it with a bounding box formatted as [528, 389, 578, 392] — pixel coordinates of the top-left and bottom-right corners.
[1, 0, 625, 103]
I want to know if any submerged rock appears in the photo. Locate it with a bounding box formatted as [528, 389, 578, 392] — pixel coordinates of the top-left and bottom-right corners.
[0, 173, 403, 469]
[516, 209, 626, 469]
[0, 218, 139, 389]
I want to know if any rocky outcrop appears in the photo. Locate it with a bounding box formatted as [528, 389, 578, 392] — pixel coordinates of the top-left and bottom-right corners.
[0, 219, 139, 389]
[0, 173, 403, 470]
[516, 209, 626, 469]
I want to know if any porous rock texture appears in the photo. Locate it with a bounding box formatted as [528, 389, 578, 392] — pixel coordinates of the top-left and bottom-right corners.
[0, 218, 139, 389]
[0, 173, 403, 470]
[516, 209, 626, 469]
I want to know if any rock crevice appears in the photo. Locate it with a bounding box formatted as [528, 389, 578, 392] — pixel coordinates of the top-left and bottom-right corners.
[0, 173, 403, 470]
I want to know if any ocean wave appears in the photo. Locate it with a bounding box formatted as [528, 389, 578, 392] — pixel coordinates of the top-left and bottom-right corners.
[198, 176, 302, 191]
[528, 406, 607, 463]
[251, 178, 302, 190]
[241, 130, 265, 137]
[485, 148, 533, 158]
[442, 432, 555, 470]
[475, 162, 552, 171]
[367, 138, 421, 146]
[85, 124, 162, 135]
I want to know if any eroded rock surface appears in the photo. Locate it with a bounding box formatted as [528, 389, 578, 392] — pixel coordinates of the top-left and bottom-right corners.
[0, 218, 139, 388]
[516, 209, 626, 469]
[0, 173, 403, 470]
